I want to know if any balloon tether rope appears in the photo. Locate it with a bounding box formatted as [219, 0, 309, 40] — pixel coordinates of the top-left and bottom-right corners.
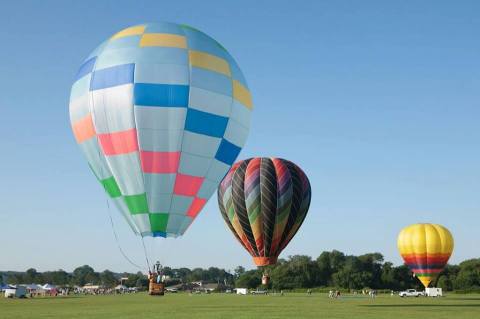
[106, 198, 146, 272]
[141, 236, 152, 273]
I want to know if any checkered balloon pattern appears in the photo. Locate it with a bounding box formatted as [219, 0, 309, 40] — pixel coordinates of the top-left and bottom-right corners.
[69, 23, 252, 238]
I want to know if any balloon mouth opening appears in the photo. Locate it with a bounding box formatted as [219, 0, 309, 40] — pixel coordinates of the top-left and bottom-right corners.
[417, 276, 434, 288]
[253, 257, 278, 266]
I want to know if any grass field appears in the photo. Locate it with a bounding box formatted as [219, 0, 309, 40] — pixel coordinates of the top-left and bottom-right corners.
[1, 293, 480, 319]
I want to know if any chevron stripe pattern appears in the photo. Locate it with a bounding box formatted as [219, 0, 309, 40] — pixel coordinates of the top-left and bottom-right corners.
[218, 157, 311, 266]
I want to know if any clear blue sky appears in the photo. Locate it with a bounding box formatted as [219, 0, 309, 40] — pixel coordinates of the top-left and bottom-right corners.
[1, 0, 479, 273]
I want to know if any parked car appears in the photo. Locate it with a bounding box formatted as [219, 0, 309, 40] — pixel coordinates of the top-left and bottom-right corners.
[399, 289, 424, 297]
[165, 288, 178, 293]
[251, 289, 268, 295]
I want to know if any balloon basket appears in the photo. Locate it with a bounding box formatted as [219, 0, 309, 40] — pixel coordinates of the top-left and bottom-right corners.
[149, 282, 165, 296]
[262, 274, 270, 286]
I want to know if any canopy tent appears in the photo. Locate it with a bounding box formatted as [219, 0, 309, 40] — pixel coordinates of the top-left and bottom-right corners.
[0, 284, 13, 291]
[25, 284, 44, 292]
[42, 284, 57, 290]
[115, 285, 128, 291]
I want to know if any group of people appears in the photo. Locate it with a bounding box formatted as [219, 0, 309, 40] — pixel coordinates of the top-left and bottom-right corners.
[148, 261, 165, 284]
[328, 289, 378, 298]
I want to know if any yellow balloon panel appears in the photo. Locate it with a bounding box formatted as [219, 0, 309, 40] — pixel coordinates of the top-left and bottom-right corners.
[397, 223, 454, 288]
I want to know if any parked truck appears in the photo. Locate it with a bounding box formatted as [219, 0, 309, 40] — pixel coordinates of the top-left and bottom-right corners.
[399, 289, 425, 297]
[425, 287, 443, 297]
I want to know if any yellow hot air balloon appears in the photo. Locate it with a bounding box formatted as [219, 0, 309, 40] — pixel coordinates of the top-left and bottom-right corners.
[397, 223, 454, 288]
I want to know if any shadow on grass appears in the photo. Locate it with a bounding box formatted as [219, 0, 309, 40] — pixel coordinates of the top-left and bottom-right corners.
[449, 297, 480, 301]
[361, 304, 480, 308]
[26, 296, 82, 300]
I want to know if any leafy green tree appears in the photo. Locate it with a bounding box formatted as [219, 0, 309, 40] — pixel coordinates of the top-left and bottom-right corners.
[358, 253, 384, 288]
[380, 262, 396, 289]
[234, 266, 246, 278]
[329, 250, 346, 273]
[173, 268, 191, 282]
[72, 265, 97, 286]
[162, 267, 173, 277]
[437, 275, 453, 290]
[24, 268, 38, 283]
[100, 270, 117, 287]
[235, 270, 261, 288]
[6, 273, 24, 285]
[453, 259, 480, 290]
[42, 270, 70, 285]
[4, 253, 479, 291]
[392, 265, 420, 290]
[316, 252, 333, 286]
[332, 256, 373, 289]
[136, 277, 148, 288]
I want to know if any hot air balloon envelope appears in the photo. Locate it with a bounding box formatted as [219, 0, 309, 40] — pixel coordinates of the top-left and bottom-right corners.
[69, 22, 252, 238]
[218, 157, 311, 266]
[397, 223, 454, 288]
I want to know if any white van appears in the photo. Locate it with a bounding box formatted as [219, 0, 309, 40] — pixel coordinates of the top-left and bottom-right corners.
[425, 287, 443, 297]
[235, 288, 247, 295]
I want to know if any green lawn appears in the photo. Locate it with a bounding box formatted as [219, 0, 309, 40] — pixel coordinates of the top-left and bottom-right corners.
[1, 293, 480, 319]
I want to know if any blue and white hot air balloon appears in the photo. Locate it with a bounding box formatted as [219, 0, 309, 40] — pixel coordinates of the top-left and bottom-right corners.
[69, 22, 252, 238]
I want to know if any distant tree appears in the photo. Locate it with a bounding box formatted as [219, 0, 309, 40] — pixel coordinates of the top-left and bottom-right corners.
[173, 268, 191, 282]
[100, 270, 117, 287]
[207, 267, 223, 283]
[358, 253, 384, 288]
[380, 262, 396, 289]
[136, 277, 148, 288]
[42, 270, 70, 285]
[124, 272, 147, 288]
[187, 268, 206, 282]
[125, 273, 140, 287]
[235, 270, 261, 288]
[437, 275, 453, 291]
[332, 256, 372, 289]
[329, 250, 346, 273]
[72, 265, 97, 286]
[162, 267, 173, 277]
[24, 268, 38, 283]
[234, 266, 246, 278]
[316, 252, 333, 286]
[392, 265, 420, 291]
[272, 255, 319, 289]
[4, 253, 480, 291]
[435, 264, 459, 291]
[6, 273, 24, 285]
[453, 259, 480, 290]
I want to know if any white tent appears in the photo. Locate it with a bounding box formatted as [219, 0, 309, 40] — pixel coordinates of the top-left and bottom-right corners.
[25, 284, 43, 292]
[115, 285, 128, 291]
[42, 284, 57, 290]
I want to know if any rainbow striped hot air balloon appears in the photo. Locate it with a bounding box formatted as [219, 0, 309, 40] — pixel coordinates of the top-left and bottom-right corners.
[218, 158, 311, 267]
[397, 223, 454, 288]
[69, 22, 252, 238]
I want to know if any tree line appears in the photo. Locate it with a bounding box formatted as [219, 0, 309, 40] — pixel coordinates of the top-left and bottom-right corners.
[236, 251, 480, 292]
[2, 251, 479, 292]
[0, 265, 234, 289]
